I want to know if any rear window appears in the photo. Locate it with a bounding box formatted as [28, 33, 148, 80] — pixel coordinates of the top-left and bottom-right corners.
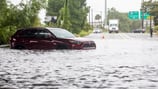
[16, 29, 51, 38]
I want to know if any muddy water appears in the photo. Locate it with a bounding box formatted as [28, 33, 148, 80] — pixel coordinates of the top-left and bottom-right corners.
[1, 36, 158, 89]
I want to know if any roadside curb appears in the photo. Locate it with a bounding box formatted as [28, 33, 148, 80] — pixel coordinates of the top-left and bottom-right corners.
[0, 44, 10, 48]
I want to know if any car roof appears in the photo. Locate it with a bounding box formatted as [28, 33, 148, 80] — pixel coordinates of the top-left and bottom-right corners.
[16, 27, 43, 31]
[18, 27, 63, 31]
[21, 27, 46, 30]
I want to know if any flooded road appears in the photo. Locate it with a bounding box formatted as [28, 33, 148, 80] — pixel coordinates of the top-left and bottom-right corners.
[1, 33, 158, 89]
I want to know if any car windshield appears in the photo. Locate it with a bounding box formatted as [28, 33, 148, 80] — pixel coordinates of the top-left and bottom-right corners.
[47, 28, 75, 38]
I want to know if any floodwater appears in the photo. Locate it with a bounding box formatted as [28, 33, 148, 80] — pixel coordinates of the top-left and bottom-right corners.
[1, 33, 158, 89]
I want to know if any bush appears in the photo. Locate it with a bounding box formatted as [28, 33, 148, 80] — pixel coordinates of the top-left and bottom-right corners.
[78, 30, 92, 37]
[0, 27, 16, 45]
[0, 29, 8, 44]
[154, 25, 158, 33]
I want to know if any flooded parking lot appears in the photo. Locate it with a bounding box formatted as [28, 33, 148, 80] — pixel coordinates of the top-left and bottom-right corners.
[1, 33, 158, 89]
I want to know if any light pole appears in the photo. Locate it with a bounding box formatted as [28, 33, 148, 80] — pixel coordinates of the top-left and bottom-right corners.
[149, 0, 153, 37]
[100, 11, 102, 27]
[63, 0, 70, 29]
[88, 6, 91, 25]
[91, 9, 94, 27]
[141, 0, 144, 30]
[150, 15, 153, 37]
[104, 0, 107, 28]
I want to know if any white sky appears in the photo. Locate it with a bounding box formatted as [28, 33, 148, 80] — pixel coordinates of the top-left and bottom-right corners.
[86, 0, 143, 21]
[10, 0, 145, 23]
[86, 0, 142, 13]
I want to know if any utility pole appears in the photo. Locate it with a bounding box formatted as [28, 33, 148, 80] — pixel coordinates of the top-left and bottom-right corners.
[63, 0, 70, 29]
[88, 6, 91, 25]
[91, 9, 93, 27]
[149, 0, 153, 37]
[150, 15, 153, 37]
[104, 0, 107, 28]
[100, 11, 102, 27]
[141, 0, 144, 30]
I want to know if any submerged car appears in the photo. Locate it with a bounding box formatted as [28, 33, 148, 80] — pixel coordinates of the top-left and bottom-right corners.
[10, 27, 96, 50]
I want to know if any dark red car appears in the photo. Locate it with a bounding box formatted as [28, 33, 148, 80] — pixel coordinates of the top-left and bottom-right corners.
[10, 27, 96, 50]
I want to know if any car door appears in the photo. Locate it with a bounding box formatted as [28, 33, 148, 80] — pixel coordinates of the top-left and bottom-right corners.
[26, 29, 42, 49]
[33, 29, 57, 49]
[17, 29, 40, 49]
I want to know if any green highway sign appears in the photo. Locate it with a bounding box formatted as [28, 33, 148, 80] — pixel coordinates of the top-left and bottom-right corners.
[128, 11, 150, 20]
[140, 11, 150, 19]
[128, 11, 139, 20]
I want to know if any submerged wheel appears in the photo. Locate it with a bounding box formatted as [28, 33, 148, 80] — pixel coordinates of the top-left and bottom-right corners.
[15, 45, 25, 49]
[56, 44, 68, 49]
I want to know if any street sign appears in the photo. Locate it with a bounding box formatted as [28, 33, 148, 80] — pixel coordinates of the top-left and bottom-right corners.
[140, 11, 150, 19]
[128, 11, 139, 20]
[128, 11, 150, 20]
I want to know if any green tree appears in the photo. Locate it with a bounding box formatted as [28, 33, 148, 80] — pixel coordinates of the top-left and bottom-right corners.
[0, 0, 13, 44]
[68, 0, 89, 33]
[62, 0, 71, 30]
[46, 0, 90, 34]
[130, 20, 141, 31]
[95, 14, 101, 20]
[16, 0, 46, 28]
[143, 1, 158, 25]
[46, 0, 64, 27]
[47, 0, 64, 16]
[0, 0, 46, 44]
[0, 0, 9, 28]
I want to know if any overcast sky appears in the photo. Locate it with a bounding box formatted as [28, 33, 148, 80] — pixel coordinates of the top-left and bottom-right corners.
[86, 0, 142, 13]
[10, 0, 144, 23]
[86, 0, 144, 22]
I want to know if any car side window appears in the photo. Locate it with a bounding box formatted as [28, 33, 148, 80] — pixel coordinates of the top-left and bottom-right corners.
[34, 30, 52, 39]
[17, 29, 52, 39]
[18, 30, 36, 38]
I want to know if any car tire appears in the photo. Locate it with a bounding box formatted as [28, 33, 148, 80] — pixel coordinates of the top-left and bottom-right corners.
[15, 45, 25, 49]
[56, 44, 68, 49]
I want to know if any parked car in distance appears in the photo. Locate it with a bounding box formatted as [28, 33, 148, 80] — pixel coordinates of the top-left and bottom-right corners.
[10, 27, 96, 50]
[132, 29, 145, 33]
[93, 28, 102, 33]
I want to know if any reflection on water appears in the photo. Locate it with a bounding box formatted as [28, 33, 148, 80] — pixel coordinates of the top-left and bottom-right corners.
[1, 39, 158, 89]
